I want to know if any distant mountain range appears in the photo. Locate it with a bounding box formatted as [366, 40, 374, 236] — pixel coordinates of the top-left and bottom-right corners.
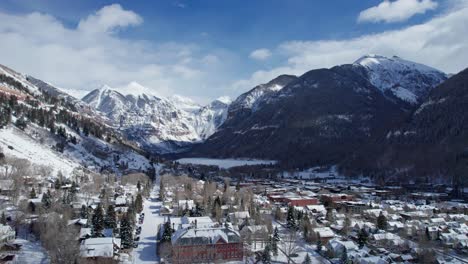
[81, 85, 230, 154]
[2, 54, 468, 184]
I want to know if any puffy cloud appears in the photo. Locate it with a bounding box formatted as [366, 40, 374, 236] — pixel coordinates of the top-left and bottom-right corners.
[0, 4, 223, 101]
[232, 1, 468, 91]
[358, 0, 438, 23]
[78, 4, 142, 34]
[249, 48, 272, 60]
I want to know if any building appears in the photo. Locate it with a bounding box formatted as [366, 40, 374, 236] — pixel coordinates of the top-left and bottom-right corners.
[171, 222, 243, 264]
[79, 237, 121, 261]
[285, 197, 319, 207]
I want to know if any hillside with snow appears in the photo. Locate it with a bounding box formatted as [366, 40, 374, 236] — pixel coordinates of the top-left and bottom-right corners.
[0, 64, 152, 176]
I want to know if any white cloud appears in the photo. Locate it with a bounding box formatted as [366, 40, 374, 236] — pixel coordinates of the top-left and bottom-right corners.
[249, 48, 272, 60]
[0, 4, 226, 102]
[358, 0, 438, 23]
[78, 4, 143, 34]
[233, 1, 468, 91]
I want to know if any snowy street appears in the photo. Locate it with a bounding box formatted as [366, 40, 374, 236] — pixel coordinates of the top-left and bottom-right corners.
[131, 182, 165, 263]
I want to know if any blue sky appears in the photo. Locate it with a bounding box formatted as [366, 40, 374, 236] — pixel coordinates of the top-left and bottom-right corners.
[0, 0, 467, 103]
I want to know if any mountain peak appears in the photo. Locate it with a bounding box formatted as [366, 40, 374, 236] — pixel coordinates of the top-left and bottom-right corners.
[352, 54, 447, 104]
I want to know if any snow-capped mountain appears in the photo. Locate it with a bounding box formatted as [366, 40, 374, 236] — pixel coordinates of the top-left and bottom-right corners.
[191, 55, 448, 168]
[81, 85, 230, 153]
[353, 54, 447, 104]
[0, 64, 153, 176]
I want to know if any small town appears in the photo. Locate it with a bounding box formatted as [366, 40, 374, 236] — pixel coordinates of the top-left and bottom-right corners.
[1, 0, 468, 263]
[1, 159, 467, 263]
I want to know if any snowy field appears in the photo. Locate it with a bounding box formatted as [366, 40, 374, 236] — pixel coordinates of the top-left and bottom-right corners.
[176, 158, 277, 169]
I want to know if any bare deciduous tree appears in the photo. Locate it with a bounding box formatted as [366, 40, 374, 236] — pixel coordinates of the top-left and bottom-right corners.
[280, 229, 300, 264]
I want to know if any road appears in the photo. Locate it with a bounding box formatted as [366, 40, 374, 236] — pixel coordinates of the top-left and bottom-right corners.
[132, 183, 165, 263]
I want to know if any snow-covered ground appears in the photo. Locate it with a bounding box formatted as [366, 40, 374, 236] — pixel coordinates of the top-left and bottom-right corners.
[12, 238, 50, 264]
[131, 183, 165, 263]
[176, 158, 277, 169]
[0, 126, 80, 175]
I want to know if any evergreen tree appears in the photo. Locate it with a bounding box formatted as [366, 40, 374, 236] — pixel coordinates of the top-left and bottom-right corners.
[137, 181, 141, 192]
[272, 227, 280, 256]
[41, 192, 51, 209]
[262, 244, 272, 264]
[80, 205, 88, 219]
[104, 204, 117, 229]
[0, 212, 6, 225]
[29, 188, 37, 199]
[135, 193, 143, 213]
[316, 235, 322, 253]
[357, 228, 368, 248]
[91, 204, 105, 236]
[54, 178, 61, 189]
[120, 213, 133, 248]
[377, 212, 387, 230]
[161, 220, 173, 242]
[286, 206, 296, 229]
[303, 254, 312, 264]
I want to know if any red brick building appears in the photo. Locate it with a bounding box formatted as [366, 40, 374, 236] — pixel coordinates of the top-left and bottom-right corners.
[286, 197, 319, 206]
[171, 225, 243, 263]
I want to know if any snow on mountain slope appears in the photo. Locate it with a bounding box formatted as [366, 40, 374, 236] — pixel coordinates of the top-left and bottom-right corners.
[230, 74, 298, 112]
[192, 97, 231, 139]
[353, 55, 447, 103]
[0, 64, 39, 95]
[0, 126, 79, 175]
[170, 94, 202, 113]
[82, 85, 230, 153]
[0, 123, 151, 176]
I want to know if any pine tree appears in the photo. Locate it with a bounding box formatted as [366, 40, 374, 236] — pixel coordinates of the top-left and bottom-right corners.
[104, 204, 117, 229]
[262, 244, 272, 264]
[80, 205, 88, 219]
[161, 220, 173, 242]
[29, 188, 37, 199]
[41, 192, 51, 209]
[377, 212, 387, 230]
[272, 227, 280, 256]
[286, 206, 296, 229]
[358, 228, 368, 248]
[316, 235, 322, 253]
[91, 204, 104, 236]
[54, 178, 61, 189]
[135, 193, 143, 213]
[0, 212, 6, 225]
[303, 254, 312, 264]
[120, 213, 133, 248]
[137, 181, 141, 192]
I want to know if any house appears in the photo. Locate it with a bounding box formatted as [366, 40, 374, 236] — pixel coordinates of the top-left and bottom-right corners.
[228, 211, 250, 224]
[80, 237, 121, 260]
[171, 223, 243, 263]
[0, 180, 14, 195]
[326, 238, 358, 258]
[313, 227, 335, 244]
[240, 225, 269, 252]
[0, 224, 15, 246]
